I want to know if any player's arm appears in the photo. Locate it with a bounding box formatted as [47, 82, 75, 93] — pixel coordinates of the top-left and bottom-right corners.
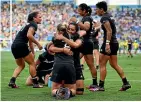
[49, 44, 63, 53]
[103, 21, 112, 43]
[29, 40, 34, 55]
[70, 17, 90, 31]
[62, 37, 82, 48]
[77, 22, 90, 31]
[49, 72, 52, 76]
[55, 34, 82, 48]
[27, 27, 42, 50]
[49, 44, 73, 55]
[78, 30, 86, 37]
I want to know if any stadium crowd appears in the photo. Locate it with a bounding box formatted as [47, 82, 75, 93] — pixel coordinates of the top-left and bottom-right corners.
[1, 1, 141, 52]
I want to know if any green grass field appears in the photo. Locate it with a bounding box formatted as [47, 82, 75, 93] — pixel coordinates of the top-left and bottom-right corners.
[1, 52, 141, 101]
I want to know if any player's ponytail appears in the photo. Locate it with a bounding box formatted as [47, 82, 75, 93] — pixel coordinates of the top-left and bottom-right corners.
[79, 3, 92, 16]
[87, 6, 92, 16]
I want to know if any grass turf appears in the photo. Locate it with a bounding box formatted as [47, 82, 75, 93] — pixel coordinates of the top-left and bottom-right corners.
[1, 52, 141, 101]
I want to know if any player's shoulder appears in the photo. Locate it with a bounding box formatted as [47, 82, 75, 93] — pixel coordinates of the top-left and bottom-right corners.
[83, 16, 93, 21]
[28, 21, 38, 31]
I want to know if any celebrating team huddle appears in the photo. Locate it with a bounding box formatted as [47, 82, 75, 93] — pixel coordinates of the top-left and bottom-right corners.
[8, 1, 131, 100]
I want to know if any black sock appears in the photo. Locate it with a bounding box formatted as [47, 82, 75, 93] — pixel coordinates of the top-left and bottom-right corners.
[32, 76, 38, 84]
[122, 77, 128, 85]
[99, 80, 104, 88]
[92, 77, 97, 85]
[10, 77, 16, 83]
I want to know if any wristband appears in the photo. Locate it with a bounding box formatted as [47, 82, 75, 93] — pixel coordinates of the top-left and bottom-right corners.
[106, 40, 110, 43]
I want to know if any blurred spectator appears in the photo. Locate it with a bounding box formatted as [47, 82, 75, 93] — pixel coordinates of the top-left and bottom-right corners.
[1, 1, 141, 50]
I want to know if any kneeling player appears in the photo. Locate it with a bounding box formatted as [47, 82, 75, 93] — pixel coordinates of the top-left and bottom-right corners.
[49, 24, 77, 99]
[52, 22, 86, 95]
[26, 45, 54, 86]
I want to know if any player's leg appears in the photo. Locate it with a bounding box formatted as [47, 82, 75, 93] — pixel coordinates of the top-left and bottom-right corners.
[97, 53, 109, 91]
[44, 74, 50, 85]
[94, 43, 110, 91]
[93, 49, 99, 70]
[51, 63, 65, 98]
[82, 42, 98, 89]
[76, 68, 84, 95]
[25, 76, 33, 86]
[93, 42, 100, 70]
[52, 82, 62, 97]
[64, 84, 76, 98]
[9, 58, 25, 88]
[24, 52, 43, 88]
[81, 57, 85, 70]
[76, 80, 84, 95]
[109, 55, 131, 91]
[62, 64, 76, 99]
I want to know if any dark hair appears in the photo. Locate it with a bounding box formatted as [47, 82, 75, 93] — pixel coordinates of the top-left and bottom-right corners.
[69, 22, 79, 32]
[96, 1, 108, 12]
[79, 3, 92, 15]
[57, 24, 67, 33]
[87, 6, 92, 16]
[27, 12, 39, 22]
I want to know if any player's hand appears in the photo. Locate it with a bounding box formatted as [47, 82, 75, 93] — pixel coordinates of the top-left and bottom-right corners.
[78, 30, 86, 37]
[37, 44, 43, 50]
[105, 44, 111, 54]
[63, 48, 73, 56]
[69, 17, 77, 23]
[55, 34, 64, 40]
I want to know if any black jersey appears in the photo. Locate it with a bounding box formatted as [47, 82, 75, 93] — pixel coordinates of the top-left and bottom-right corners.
[52, 33, 74, 64]
[71, 34, 83, 69]
[100, 13, 117, 43]
[13, 21, 37, 44]
[81, 16, 93, 41]
[36, 51, 54, 72]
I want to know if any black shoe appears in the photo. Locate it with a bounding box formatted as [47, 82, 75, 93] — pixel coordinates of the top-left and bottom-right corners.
[98, 87, 105, 91]
[119, 82, 131, 91]
[86, 84, 98, 89]
[89, 86, 105, 92]
[8, 81, 18, 88]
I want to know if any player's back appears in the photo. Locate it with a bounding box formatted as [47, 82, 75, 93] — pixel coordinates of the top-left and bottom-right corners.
[52, 33, 74, 64]
[13, 21, 37, 44]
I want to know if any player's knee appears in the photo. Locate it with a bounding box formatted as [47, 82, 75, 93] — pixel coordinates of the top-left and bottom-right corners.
[52, 89, 57, 97]
[19, 64, 25, 69]
[110, 62, 118, 69]
[86, 61, 94, 68]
